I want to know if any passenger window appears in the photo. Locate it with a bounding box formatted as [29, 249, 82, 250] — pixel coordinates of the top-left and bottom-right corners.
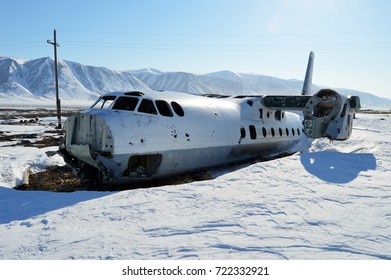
[275, 110, 282, 121]
[259, 108, 263, 119]
[240, 126, 246, 138]
[279, 128, 283, 136]
[138, 99, 158, 115]
[286, 128, 289, 136]
[171, 101, 184, 117]
[297, 128, 301, 136]
[155, 100, 173, 117]
[112, 96, 139, 111]
[271, 128, 275, 137]
[262, 127, 267, 137]
[292, 128, 295, 136]
[249, 125, 257, 139]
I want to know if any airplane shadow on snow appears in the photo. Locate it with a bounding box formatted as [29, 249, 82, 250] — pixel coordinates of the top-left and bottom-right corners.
[0, 151, 377, 224]
[300, 151, 377, 184]
[0, 187, 112, 224]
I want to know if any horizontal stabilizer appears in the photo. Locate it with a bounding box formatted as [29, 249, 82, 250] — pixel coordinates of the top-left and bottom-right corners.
[262, 95, 311, 110]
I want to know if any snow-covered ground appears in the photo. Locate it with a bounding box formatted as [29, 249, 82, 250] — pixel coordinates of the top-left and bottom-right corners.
[0, 113, 390, 260]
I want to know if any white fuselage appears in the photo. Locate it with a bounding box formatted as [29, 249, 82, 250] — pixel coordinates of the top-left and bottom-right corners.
[62, 89, 307, 183]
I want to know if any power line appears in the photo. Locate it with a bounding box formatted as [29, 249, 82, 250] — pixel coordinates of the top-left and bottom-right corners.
[2, 38, 390, 52]
[57, 28, 391, 38]
[2, 41, 390, 53]
[1, 29, 390, 54]
[61, 40, 391, 48]
[58, 39, 391, 52]
[0, 30, 50, 38]
[0, 40, 43, 47]
[0, 45, 44, 52]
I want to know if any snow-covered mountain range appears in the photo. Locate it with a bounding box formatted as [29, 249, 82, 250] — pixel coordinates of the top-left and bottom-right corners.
[1, 56, 390, 109]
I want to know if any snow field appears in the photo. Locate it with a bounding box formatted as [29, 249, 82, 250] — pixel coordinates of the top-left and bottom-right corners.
[0, 113, 390, 260]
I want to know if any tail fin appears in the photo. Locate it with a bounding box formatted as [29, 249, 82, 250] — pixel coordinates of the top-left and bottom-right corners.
[302, 51, 315, 96]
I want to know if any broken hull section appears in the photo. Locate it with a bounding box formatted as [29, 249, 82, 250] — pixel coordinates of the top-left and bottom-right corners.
[61, 137, 302, 185]
[110, 141, 300, 183]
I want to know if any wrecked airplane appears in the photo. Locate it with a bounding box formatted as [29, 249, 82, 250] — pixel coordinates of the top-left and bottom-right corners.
[59, 52, 360, 184]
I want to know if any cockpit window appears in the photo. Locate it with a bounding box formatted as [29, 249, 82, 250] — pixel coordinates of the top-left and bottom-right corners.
[155, 100, 173, 117]
[138, 99, 158, 115]
[91, 95, 116, 109]
[171, 101, 185, 117]
[112, 96, 139, 111]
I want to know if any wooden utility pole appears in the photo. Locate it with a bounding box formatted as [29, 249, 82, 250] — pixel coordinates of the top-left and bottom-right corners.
[47, 29, 61, 129]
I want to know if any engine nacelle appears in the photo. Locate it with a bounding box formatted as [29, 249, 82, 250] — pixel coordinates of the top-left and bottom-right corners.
[303, 89, 360, 140]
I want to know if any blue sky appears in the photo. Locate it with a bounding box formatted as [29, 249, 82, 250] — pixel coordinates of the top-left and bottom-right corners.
[1, 0, 391, 98]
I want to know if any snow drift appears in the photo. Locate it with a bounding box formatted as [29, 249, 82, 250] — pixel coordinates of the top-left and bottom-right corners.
[0, 113, 390, 260]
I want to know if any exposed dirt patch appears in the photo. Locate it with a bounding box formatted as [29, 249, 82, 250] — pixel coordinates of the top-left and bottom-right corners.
[0, 109, 68, 149]
[0, 108, 79, 120]
[0, 132, 63, 148]
[15, 165, 89, 192]
[15, 164, 214, 192]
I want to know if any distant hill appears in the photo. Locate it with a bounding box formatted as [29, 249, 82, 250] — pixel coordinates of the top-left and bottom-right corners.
[0, 56, 147, 107]
[1, 56, 390, 109]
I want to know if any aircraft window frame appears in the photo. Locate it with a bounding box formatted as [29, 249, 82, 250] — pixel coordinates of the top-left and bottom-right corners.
[240, 126, 246, 139]
[155, 100, 173, 117]
[91, 95, 116, 109]
[138, 99, 158, 115]
[171, 101, 185, 117]
[249, 125, 257, 139]
[275, 110, 282, 121]
[112, 96, 139, 111]
[262, 127, 267, 137]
